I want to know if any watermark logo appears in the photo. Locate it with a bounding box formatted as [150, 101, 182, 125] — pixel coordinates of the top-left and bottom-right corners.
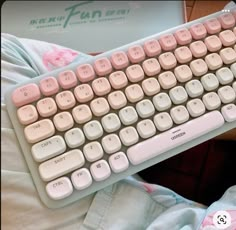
[213, 210, 231, 229]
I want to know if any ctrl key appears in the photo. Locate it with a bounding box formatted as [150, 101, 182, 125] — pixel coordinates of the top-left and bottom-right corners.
[46, 177, 73, 200]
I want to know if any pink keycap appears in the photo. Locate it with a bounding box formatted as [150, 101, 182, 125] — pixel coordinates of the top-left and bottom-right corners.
[55, 91, 76, 110]
[143, 39, 161, 57]
[127, 45, 146, 63]
[58, 70, 78, 89]
[36, 98, 57, 117]
[39, 77, 59, 96]
[174, 28, 192, 45]
[110, 51, 129, 69]
[109, 71, 128, 89]
[219, 30, 236, 46]
[174, 46, 192, 64]
[74, 84, 94, 103]
[204, 35, 222, 52]
[12, 83, 41, 107]
[190, 41, 208, 58]
[94, 57, 112, 76]
[92, 77, 111, 96]
[204, 18, 221, 34]
[189, 23, 207, 40]
[125, 64, 144, 83]
[159, 34, 177, 51]
[17, 104, 38, 125]
[218, 13, 235, 29]
[158, 52, 177, 70]
[76, 64, 95, 83]
[232, 10, 236, 19]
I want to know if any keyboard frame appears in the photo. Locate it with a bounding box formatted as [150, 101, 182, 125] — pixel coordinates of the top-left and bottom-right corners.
[5, 7, 236, 209]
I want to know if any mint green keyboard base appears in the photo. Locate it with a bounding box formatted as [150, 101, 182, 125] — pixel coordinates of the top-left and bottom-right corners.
[5, 8, 236, 209]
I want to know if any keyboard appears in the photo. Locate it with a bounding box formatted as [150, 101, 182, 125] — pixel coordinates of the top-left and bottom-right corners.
[5, 6, 236, 209]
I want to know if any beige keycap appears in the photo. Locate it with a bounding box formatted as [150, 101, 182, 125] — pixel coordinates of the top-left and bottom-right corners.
[233, 82, 236, 92]
[189, 41, 207, 58]
[83, 142, 104, 162]
[125, 64, 144, 82]
[36, 97, 57, 117]
[153, 92, 172, 111]
[219, 30, 236, 46]
[174, 46, 192, 63]
[72, 104, 92, 124]
[185, 80, 204, 98]
[153, 112, 173, 131]
[17, 104, 38, 125]
[119, 106, 138, 125]
[90, 97, 110, 116]
[101, 113, 121, 133]
[170, 105, 190, 124]
[190, 59, 208, 77]
[186, 99, 206, 117]
[216, 67, 234, 85]
[158, 71, 177, 89]
[109, 152, 129, 173]
[202, 92, 221, 110]
[205, 53, 223, 70]
[141, 78, 160, 96]
[119, 127, 139, 146]
[108, 91, 127, 109]
[24, 119, 55, 144]
[109, 71, 128, 89]
[92, 77, 111, 96]
[83, 120, 103, 140]
[53, 111, 74, 132]
[142, 58, 161, 76]
[74, 84, 94, 103]
[221, 104, 236, 122]
[158, 52, 177, 70]
[219, 47, 236, 64]
[64, 128, 85, 148]
[169, 86, 188, 104]
[231, 63, 236, 77]
[201, 73, 219, 91]
[136, 119, 156, 139]
[218, 86, 236, 103]
[174, 65, 193, 83]
[55, 91, 76, 110]
[125, 84, 144, 103]
[136, 99, 155, 118]
[204, 35, 222, 52]
[102, 134, 122, 154]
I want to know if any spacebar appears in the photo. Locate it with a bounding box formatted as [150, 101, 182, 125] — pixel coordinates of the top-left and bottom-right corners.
[127, 111, 224, 165]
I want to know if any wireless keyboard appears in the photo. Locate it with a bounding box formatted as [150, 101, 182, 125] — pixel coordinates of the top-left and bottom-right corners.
[5, 7, 236, 209]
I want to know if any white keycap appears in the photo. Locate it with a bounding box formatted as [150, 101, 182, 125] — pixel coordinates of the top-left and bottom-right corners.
[126, 64, 144, 82]
[24, 119, 55, 144]
[233, 82, 236, 92]
[170, 105, 190, 124]
[174, 65, 193, 83]
[154, 112, 173, 131]
[90, 97, 110, 117]
[125, 84, 144, 103]
[158, 71, 177, 89]
[108, 91, 127, 109]
[127, 111, 224, 165]
[142, 58, 161, 76]
[64, 128, 85, 148]
[185, 80, 204, 98]
[71, 168, 92, 190]
[219, 47, 236, 64]
[136, 99, 155, 118]
[216, 67, 234, 85]
[218, 86, 236, 103]
[119, 106, 138, 125]
[83, 120, 103, 140]
[109, 152, 129, 173]
[186, 99, 206, 117]
[72, 104, 92, 124]
[46, 177, 73, 200]
[221, 104, 236, 122]
[119, 127, 139, 146]
[39, 149, 85, 182]
[203, 92, 221, 110]
[90, 160, 111, 181]
[141, 78, 160, 96]
[109, 71, 128, 89]
[201, 73, 219, 91]
[53, 111, 74, 132]
[230, 63, 236, 77]
[153, 92, 172, 111]
[32, 135, 66, 162]
[136, 119, 156, 139]
[169, 86, 188, 104]
[101, 113, 121, 132]
[205, 53, 223, 70]
[190, 59, 208, 76]
[102, 134, 122, 154]
[83, 142, 104, 162]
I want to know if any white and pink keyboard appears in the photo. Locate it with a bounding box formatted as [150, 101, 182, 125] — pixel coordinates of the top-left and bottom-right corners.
[5, 7, 236, 208]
